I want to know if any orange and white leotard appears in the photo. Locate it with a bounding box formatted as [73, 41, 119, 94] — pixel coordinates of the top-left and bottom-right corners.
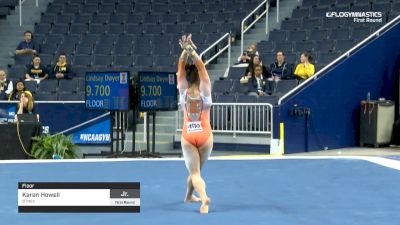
[180, 89, 212, 148]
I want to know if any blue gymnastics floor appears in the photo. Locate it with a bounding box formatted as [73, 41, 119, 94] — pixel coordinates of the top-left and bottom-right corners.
[1, 157, 400, 225]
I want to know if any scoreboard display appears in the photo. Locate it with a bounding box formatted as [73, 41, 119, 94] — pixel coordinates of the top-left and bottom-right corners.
[138, 71, 178, 112]
[85, 71, 130, 111]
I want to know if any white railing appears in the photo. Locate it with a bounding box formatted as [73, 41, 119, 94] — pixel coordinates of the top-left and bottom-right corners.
[278, 15, 400, 105]
[241, 0, 270, 54]
[176, 103, 273, 137]
[199, 32, 231, 67]
[19, 0, 39, 26]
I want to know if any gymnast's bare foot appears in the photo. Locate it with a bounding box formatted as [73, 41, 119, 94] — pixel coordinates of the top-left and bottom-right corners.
[184, 195, 201, 203]
[200, 197, 211, 214]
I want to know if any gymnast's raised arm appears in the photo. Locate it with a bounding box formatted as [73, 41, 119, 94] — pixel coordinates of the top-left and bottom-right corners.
[182, 34, 211, 97]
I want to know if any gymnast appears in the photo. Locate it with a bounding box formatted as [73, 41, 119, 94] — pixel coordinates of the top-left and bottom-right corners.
[177, 34, 213, 214]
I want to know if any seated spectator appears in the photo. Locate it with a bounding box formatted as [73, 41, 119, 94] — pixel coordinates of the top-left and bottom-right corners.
[241, 55, 270, 84]
[8, 80, 26, 101]
[15, 31, 38, 56]
[25, 55, 49, 83]
[248, 65, 268, 96]
[15, 90, 39, 121]
[294, 52, 315, 80]
[236, 43, 259, 65]
[269, 51, 293, 81]
[0, 70, 13, 100]
[52, 53, 73, 79]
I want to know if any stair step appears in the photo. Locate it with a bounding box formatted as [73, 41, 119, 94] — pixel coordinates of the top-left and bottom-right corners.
[126, 132, 174, 142]
[125, 140, 175, 152]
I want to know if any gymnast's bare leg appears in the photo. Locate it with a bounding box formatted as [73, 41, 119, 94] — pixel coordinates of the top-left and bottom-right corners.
[182, 135, 213, 213]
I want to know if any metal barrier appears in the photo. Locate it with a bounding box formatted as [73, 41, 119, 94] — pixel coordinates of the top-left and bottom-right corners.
[176, 103, 273, 137]
[19, 0, 39, 26]
[199, 32, 231, 67]
[241, 0, 270, 54]
[278, 15, 400, 105]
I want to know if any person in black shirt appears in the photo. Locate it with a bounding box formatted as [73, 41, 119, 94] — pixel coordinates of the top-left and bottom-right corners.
[25, 55, 49, 83]
[8, 80, 26, 101]
[52, 53, 73, 79]
[269, 51, 293, 80]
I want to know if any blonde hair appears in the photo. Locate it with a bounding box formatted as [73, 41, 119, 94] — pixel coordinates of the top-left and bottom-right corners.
[19, 91, 34, 112]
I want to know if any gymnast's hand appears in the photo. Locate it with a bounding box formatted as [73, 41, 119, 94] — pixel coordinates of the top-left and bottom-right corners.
[179, 34, 197, 53]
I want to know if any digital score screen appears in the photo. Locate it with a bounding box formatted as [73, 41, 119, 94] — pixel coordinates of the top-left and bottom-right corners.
[18, 182, 140, 213]
[138, 71, 178, 112]
[85, 71, 130, 111]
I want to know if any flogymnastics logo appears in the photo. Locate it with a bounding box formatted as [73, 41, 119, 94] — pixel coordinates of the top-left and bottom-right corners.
[326, 11, 383, 23]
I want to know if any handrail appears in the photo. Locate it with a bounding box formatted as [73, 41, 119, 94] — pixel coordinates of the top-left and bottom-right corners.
[19, 0, 38, 26]
[241, 0, 269, 54]
[278, 15, 400, 105]
[199, 32, 231, 67]
[277, 0, 279, 23]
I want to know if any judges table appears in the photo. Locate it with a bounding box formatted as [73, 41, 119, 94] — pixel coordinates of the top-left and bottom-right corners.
[0, 122, 41, 160]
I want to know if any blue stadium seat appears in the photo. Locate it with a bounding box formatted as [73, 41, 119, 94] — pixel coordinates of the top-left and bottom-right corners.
[281, 19, 302, 30]
[212, 79, 233, 95]
[116, 3, 133, 14]
[55, 14, 73, 24]
[39, 54, 53, 67]
[336, 0, 354, 4]
[81, 34, 99, 46]
[133, 3, 151, 13]
[37, 79, 58, 93]
[76, 44, 93, 55]
[258, 41, 275, 54]
[7, 66, 26, 80]
[315, 40, 335, 52]
[155, 55, 175, 68]
[73, 14, 91, 24]
[302, 18, 322, 30]
[93, 55, 113, 67]
[34, 23, 52, 34]
[63, 4, 80, 14]
[40, 42, 58, 54]
[294, 41, 314, 53]
[46, 3, 64, 14]
[69, 23, 88, 35]
[107, 24, 125, 34]
[317, 52, 339, 65]
[196, 13, 215, 23]
[51, 23, 69, 34]
[152, 3, 169, 14]
[80, 4, 98, 14]
[99, 3, 115, 14]
[291, 7, 310, 18]
[351, 4, 371, 12]
[63, 34, 81, 45]
[275, 42, 293, 53]
[40, 14, 55, 24]
[302, 0, 318, 7]
[24, 81, 38, 93]
[227, 67, 246, 80]
[161, 14, 178, 24]
[273, 80, 297, 96]
[318, 0, 336, 6]
[153, 42, 171, 55]
[134, 55, 154, 68]
[93, 44, 113, 55]
[58, 42, 76, 55]
[45, 34, 63, 45]
[335, 39, 355, 52]
[114, 42, 133, 55]
[126, 24, 144, 34]
[88, 24, 105, 35]
[330, 28, 351, 40]
[351, 26, 372, 40]
[232, 79, 249, 95]
[143, 14, 160, 24]
[73, 54, 92, 67]
[58, 79, 79, 93]
[268, 30, 287, 42]
[113, 55, 133, 67]
[311, 6, 331, 18]
[310, 29, 328, 41]
[288, 30, 307, 42]
[91, 14, 109, 24]
[322, 17, 343, 29]
[109, 14, 128, 24]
